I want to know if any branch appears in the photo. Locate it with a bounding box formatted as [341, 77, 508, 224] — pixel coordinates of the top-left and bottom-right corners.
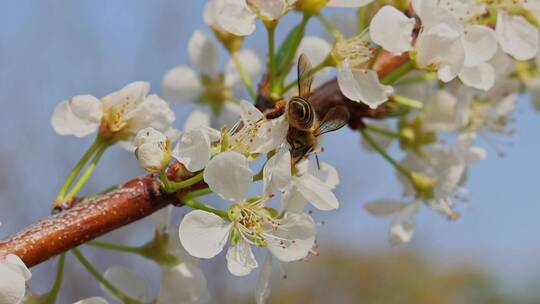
[0, 51, 408, 267]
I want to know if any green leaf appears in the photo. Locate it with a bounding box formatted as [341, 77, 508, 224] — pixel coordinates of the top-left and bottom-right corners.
[274, 21, 306, 80]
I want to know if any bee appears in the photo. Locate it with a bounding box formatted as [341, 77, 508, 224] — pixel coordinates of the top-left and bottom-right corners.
[285, 54, 350, 165]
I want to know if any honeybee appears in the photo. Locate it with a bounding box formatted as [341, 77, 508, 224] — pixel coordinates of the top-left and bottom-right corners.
[285, 54, 350, 164]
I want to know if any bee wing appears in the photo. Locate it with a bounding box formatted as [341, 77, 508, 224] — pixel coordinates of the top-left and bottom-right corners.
[297, 53, 313, 99]
[316, 106, 350, 135]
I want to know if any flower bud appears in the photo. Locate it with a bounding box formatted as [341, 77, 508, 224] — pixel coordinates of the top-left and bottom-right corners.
[134, 127, 171, 173]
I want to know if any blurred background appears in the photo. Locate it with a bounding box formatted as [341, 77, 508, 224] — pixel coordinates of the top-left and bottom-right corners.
[0, 1, 539, 303]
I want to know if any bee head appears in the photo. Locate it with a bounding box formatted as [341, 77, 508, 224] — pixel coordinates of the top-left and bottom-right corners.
[287, 96, 314, 130]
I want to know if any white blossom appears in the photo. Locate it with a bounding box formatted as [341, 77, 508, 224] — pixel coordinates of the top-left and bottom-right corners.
[370, 6, 415, 55]
[51, 82, 175, 148]
[0, 254, 31, 304]
[134, 128, 170, 173]
[496, 11, 539, 61]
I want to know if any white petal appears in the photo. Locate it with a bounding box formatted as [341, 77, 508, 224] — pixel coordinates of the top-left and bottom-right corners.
[172, 129, 212, 172]
[416, 23, 464, 82]
[73, 297, 109, 304]
[157, 263, 210, 304]
[225, 49, 261, 88]
[4, 255, 31, 280]
[128, 94, 175, 135]
[102, 266, 148, 302]
[295, 175, 339, 211]
[179, 210, 232, 259]
[327, 0, 374, 8]
[462, 25, 497, 66]
[226, 240, 258, 276]
[216, 0, 257, 36]
[203, 151, 253, 201]
[150, 206, 172, 234]
[102, 81, 150, 118]
[240, 99, 264, 125]
[360, 119, 394, 152]
[496, 12, 539, 61]
[364, 199, 408, 217]
[370, 6, 415, 55]
[263, 148, 292, 195]
[255, 255, 273, 304]
[297, 159, 339, 189]
[134, 127, 166, 147]
[188, 30, 219, 76]
[184, 110, 211, 131]
[0, 261, 26, 304]
[267, 213, 315, 262]
[458, 63, 495, 91]
[423, 90, 462, 132]
[389, 203, 419, 245]
[162, 66, 203, 103]
[136, 141, 168, 172]
[280, 185, 308, 213]
[251, 116, 289, 154]
[338, 61, 393, 109]
[297, 36, 332, 67]
[51, 95, 102, 137]
[250, 0, 287, 20]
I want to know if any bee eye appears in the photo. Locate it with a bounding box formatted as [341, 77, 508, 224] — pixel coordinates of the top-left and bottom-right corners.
[292, 101, 306, 118]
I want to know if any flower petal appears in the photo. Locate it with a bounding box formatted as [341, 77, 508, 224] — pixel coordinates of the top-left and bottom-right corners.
[158, 262, 211, 304]
[263, 148, 292, 195]
[172, 129, 212, 172]
[216, 0, 257, 36]
[51, 95, 102, 137]
[458, 63, 495, 91]
[296, 158, 340, 189]
[0, 260, 26, 304]
[73, 297, 109, 304]
[162, 66, 203, 103]
[462, 25, 497, 66]
[226, 240, 258, 276]
[102, 266, 148, 302]
[225, 49, 261, 88]
[239, 99, 264, 125]
[295, 175, 339, 211]
[496, 11, 539, 61]
[101, 81, 150, 118]
[327, 0, 374, 8]
[389, 203, 419, 245]
[370, 5, 415, 55]
[364, 199, 408, 217]
[179, 210, 232, 259]
[337, 61, 393, 109]
[188, 30, 219, 76]
[267, 213, 315, 262]
[184, 110, 211, 131]
[255, 255, 273, 304]
[203, 151, 253, 201]
[150, 206, 172, 234]
[251, 116, 289, 154]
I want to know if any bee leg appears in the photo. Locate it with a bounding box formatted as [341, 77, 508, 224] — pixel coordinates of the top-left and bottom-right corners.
[315, 152, 321, 170]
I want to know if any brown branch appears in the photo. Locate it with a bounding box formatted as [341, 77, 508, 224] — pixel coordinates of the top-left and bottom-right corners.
[0, 52, 408, 268]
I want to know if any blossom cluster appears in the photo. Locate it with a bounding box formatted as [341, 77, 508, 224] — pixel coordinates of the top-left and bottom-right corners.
[3, 0, 540, 303]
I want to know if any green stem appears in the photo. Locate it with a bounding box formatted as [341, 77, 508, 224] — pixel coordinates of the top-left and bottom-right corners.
[365, 124, 400, 138]
[368, 46, 382, 70]
[281, 60, 329, 94]
[159, 172, 204, 193]
[274, 13, 311, 92]
[71, 248, 141, 304]
[182, 187, 212, 200]
[394, 72, 437, 86]
[42, 253, 66, 304]
[183, 198, 229, 219]
[64, 143, 108, 200]
[56, 138, 101, 201]
[266, 22, 277, 88]
[360, 129, 414, 183]
[317, 13, 341, 39]
[392, 95, 424, 109]
[86, 241, 145, 255]
[381, 60, 415, 85]
[231, 51, 257, 99]
[357, 6, 369, 33]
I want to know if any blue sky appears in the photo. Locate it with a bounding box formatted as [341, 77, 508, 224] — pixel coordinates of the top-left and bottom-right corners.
[0, 0, 539, 300]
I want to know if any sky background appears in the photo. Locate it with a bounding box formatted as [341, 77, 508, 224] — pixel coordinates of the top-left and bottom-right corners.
[0, 1, 539, 302]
